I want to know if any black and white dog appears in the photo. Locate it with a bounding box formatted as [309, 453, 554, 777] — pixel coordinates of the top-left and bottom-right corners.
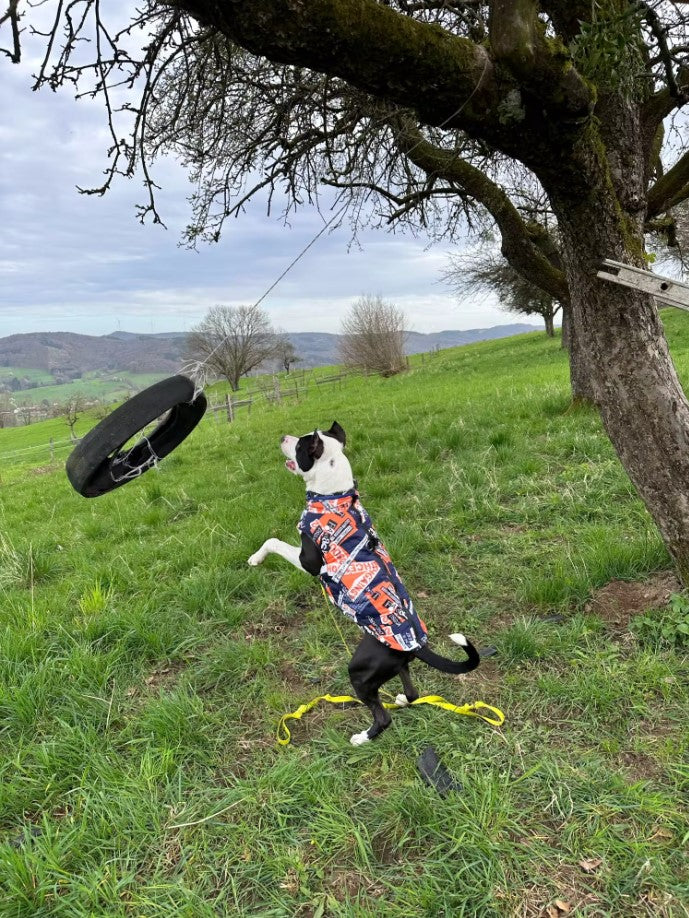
[248, 421, 480, 745]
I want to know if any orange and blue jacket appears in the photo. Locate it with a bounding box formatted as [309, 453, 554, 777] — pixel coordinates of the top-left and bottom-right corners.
[298, 489, 428, 652]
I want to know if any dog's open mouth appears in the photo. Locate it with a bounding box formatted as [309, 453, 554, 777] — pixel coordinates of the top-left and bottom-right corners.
[285, 460, 297, 472]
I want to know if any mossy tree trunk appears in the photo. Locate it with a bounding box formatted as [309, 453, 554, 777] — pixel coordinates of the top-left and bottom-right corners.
[541, 110, 689, 575]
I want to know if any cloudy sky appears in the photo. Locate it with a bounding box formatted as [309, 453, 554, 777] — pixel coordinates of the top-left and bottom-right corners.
[0, 5, 513, 340]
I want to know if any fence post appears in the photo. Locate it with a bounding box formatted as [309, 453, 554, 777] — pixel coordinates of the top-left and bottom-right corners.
[226, 393, 234, 423]
[49, 437, 55, 465]
[273, 377, 281, 403]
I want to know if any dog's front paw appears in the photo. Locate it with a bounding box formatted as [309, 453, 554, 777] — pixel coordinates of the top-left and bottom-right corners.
[350, 730, 371, 746]
[247, 551, 265, 567]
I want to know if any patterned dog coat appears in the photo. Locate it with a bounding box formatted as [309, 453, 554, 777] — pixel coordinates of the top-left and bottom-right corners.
[298, 488, 428, 652]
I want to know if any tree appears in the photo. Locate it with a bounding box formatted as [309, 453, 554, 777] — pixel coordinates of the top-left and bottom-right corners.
[63, 395, 86, 441]
[444, 244, 562, 337]
[0, 392, 14, 429]
[340, 295, 407, 377]
[186, 305, 277, 391]
[273, 330, 300, 374]
[9, 3, 689, 577]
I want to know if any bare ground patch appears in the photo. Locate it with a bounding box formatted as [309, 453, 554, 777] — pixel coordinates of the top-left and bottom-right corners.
[125, 658, 189, 704]
[586, 571, 680, 633]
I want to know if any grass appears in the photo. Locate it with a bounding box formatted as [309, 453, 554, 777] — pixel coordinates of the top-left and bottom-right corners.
[0, 317, 688, 915]
[5, 372, 166, 406]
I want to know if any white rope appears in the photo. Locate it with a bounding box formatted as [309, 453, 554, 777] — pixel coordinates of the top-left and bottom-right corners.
[109, 432, 162, 483]
[182, 197, 350, 396]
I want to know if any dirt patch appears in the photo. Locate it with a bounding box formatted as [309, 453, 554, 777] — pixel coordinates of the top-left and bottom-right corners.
[29, 465, 56, 476]
[454, 658, 502, 696]
[125, 659, 188, 702]
[243, 609, 302, 643]
[326, 868, 385, 902]
[509, 861, 603, 917]
[586, 571, 680, 633]
[617, 749, 663, 782]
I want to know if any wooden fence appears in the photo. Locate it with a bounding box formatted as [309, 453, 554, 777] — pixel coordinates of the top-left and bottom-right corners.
[206, 371, 349, 423]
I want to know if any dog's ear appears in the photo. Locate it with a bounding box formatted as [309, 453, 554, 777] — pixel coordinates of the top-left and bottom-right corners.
[309, 430, 325, 459]
[295, 430, 324, 471]
[325, 420, 346, 447]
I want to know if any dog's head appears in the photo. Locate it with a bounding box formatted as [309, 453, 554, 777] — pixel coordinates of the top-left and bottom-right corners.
[281, 421, 352, 491]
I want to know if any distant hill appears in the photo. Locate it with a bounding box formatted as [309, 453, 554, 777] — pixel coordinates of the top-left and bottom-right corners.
[286, 326, 539, 367]
[0, 332, 186, 376]
[0, 323, 539, 377]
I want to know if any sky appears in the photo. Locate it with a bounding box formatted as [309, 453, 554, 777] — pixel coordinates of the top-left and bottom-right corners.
[0, 4, 513, 340]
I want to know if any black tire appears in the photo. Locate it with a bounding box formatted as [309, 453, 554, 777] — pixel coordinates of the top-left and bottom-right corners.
[66, 375, 207, 497]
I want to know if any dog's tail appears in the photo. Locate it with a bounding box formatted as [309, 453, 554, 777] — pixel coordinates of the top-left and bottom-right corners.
[414, 633, 480, 674]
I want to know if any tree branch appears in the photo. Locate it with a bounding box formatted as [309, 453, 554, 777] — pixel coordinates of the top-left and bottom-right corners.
[0, 0, 21, 63]
[538, 1, 591, 41]
[173, 0, 502, 133]
[488, 0, 591, 120]
[394, 119, 568, 301]
[647, 147, 689, 217]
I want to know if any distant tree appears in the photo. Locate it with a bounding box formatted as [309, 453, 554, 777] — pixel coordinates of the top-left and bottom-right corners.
[445, 245, 562, 338]
[16, 404, 33, 426]
[273, 329, 300, 374]
[0, 393, 13, 429]
[186, 305, 277, 391]
[339, 296, 407, 378]
[63, 395, 86, 441]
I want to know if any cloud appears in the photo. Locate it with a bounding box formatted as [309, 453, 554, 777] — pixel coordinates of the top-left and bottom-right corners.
[0, 4, 522, 339]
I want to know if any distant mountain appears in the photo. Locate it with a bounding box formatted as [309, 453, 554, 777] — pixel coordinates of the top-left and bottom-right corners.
[286, 325, 538, 367]
[0, 324, 539, 377]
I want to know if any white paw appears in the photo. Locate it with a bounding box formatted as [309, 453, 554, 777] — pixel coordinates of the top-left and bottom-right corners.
[350, 730, 371, 746]
[450, 632, 468, 646]
[247, 552, 264, 567]
[394, 693, 409, 707]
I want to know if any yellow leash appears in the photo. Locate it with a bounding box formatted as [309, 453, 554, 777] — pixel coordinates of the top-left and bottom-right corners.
[277, 692, 505, 745]
[296, 585, 505, 746]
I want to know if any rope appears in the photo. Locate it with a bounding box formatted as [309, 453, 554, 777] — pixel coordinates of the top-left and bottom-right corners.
[182, 198, 350, 397]
[276, 692, 505, 745]
[109, 432, 162, 483]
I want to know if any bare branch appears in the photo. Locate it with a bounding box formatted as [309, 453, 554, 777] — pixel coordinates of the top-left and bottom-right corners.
[648, 147, 689, 216]
[393, 119, 568, 302]
[0, 0, 21, 62]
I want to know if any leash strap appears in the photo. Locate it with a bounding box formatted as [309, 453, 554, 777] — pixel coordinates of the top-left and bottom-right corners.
[276, 693, 505, 745]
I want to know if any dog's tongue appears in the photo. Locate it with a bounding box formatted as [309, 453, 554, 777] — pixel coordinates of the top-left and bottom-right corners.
[285, 460, 297, 472]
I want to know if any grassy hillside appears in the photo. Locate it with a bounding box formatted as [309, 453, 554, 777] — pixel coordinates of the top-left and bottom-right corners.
[0, 319, 688, 916]
[2, 371, 166, 407]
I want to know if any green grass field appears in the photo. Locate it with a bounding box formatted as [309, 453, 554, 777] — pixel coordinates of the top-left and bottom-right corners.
[2, 371, 165, 407]
[0, 319, 688, 916]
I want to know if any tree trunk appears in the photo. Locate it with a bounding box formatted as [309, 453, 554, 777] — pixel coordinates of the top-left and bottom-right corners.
[567, 315, 597, 404]
[544, 311, 555, 337]
[561, 302, 571, 351]
[546, 129, 689, 578]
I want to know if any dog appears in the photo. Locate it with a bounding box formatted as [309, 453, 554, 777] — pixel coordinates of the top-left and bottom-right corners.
[248, 421, 480, 745]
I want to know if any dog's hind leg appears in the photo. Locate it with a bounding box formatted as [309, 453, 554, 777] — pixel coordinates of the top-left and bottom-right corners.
[348, 688, 392, 746]
[347, 637, 394, 745]
[395, 664, 419, 708]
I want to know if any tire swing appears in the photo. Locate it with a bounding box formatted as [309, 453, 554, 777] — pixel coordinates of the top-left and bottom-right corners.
[66, 375, 207, 497]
